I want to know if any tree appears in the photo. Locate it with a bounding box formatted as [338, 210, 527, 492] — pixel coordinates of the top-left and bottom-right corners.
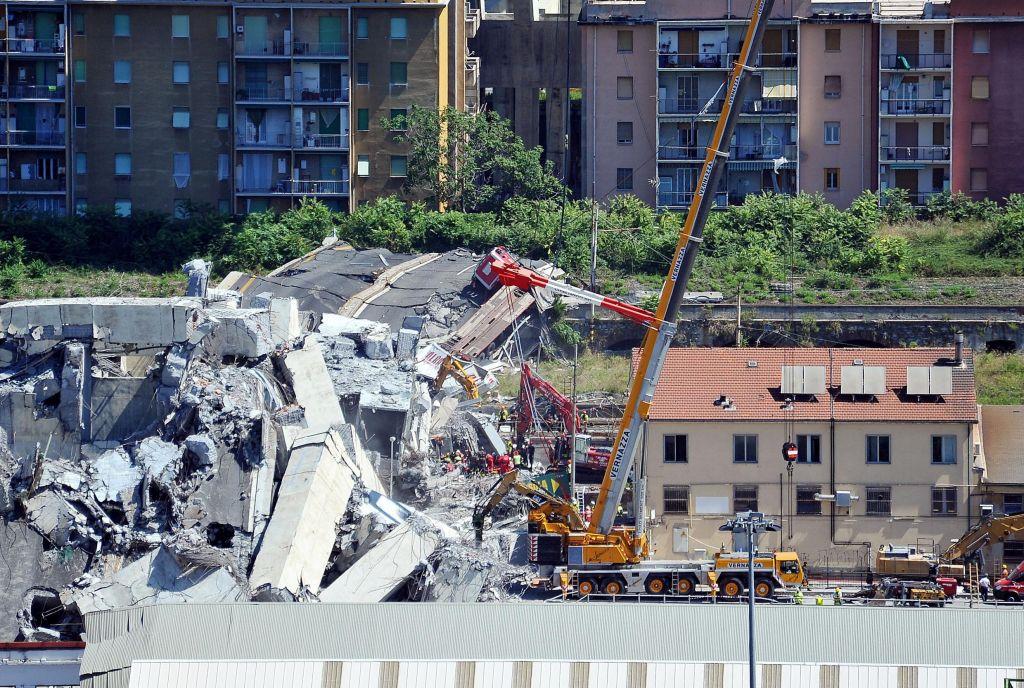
[382, 106, 564, 212]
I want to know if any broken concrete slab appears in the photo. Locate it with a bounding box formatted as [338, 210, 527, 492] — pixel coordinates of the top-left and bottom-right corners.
[318, 315, 393, 360]
[319, 517, 441, 603]
[203, 308, 275, 358]
[279, 339, 344, 432]
[133, 437, 183, 487]
[269, 298, 300, 345]
[182, 259, 210, 298]
[24, 491, 81, 545]
[87, 447, 142, 505]
[248, 428, 358, 594]
[184, 434, 217, 469]
[395, 328, 418, 361]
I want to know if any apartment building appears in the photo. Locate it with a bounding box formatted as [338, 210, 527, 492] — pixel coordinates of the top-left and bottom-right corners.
[642, 347, 978, 571]
[950, 0, 1024, 203]
[0, 0, 473, 216]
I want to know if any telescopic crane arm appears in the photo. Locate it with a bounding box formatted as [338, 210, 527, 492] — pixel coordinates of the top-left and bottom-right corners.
[942, 513, 1024, 563]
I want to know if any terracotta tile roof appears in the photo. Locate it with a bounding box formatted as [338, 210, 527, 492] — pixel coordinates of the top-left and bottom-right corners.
[639, 347, 977, 423]
[980, 405, 1024, 484]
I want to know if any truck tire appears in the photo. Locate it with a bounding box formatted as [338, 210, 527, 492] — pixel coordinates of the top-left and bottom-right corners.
[601, 578, 625, 596]
[1007, 592, 1021, 603]
[644, 577, 668, 595]
[676, 576, 696, 596]
[754, 579, 775, 599]
[722, 578, 744, 597]
[578, 578, 598, 596]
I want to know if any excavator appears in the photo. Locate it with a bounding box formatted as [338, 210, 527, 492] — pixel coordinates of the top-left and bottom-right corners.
[432, 353, 480, 400]
[472, 470, 582, 542]
[474, 0, 801, 596]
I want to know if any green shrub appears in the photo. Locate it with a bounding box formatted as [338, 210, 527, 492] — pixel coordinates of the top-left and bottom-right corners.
[880, 188, 916, 224]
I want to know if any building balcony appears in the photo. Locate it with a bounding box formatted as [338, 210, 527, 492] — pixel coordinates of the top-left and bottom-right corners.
[881, 189, 945, 207]
[657, 51, 796, 70]
[236, 85, 290, 103]
[4, 37, 64, 55]
[659, 143, 797, 162]
[236, 39, 290, 58]
[658, 98, 711, 115]
[658, 97, 796, 117]
[296, 133, 349, 150]
[295, 88, 348, 103]
[7, 178, 65, 193]
[881, 98, 951, 116]
[758, 52, 798, 69]
[466, 88, 480, 113]
[236, 133, 292, 148]
[292, 40, 349, 58]
[1, 130, 65, 146]
[238, 179, 349, 195]
[466, 7, 480, 39]
[466, 56, 480, 90]
[881, 145, 951, 163]
[881, 53, 951, 70]
[657, 190, 728, 209]
[5, 84, 65, 100]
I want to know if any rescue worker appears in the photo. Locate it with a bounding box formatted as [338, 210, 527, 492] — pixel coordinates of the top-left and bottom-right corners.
[833, 587, 843, 606]
[979, 573, 991, 602]
[512, 450, 523, 469]
[794, 588, 804, 605]
[498, 404, 510, 424]
[580, 410, 590, 431]
[1002, 563, 1010, 579]
[815, 595, 824, 606]
[485, 453, 495, 473]
[525, 440, 535, 470]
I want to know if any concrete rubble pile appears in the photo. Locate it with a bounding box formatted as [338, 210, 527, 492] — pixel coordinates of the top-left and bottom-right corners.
[0, 260, 540, 641]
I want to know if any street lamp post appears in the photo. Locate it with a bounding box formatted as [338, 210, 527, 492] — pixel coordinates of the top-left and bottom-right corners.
[388, 436, 397, 497]
[720, 512, 782, 688]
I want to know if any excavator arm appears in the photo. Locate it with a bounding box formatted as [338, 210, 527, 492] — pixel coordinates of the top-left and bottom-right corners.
[942, 513, 1024, 563]
[473, 470, 584, 541]
[517, 362, 579, 436]
[433, 354, 480, 399]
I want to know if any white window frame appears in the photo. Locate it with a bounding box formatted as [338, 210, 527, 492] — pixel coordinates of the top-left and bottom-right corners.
[171, 14, 190, 38]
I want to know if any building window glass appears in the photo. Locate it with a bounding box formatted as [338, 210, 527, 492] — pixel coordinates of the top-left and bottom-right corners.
[74, 106, 86, 128]
[113, 14, 130, 37]
[217, 16, 229, 39]
[114, 106, 132, 129]
[75, 153, 87, 175]
[970, 168, 988, 192]
[216, 108, 229, 129]
[218, 154, 229, 181]
[357, 108, 369, 131]
[824, 28, 840, 52]
[1004, 494, 1023, 515]
[972, 29, 990, 54]
[357, 154, 370, 177]
[734, 485, 758, 513]
[931, 435, 957, 464]
[172, 107, 190, 129]
[971, 122, 989, 146]
[971, 76, 989, 100]
[796, 485, 822, 515]
[866, 435, 890, 464]
[615, 167, 633, 191]
[390, 17, 408, 39]
[616, 76, 633, 100]
[171, 14, 190, 38]
[824, 121, 840, 145]
[74, 60, 86, 83]
[932, 487, 958, 516]
[733, 434, 758, 463]
[173, 152, 191, 188]
[218, 62, 229, 85]
[73, 13, 85, 36]
[390, 155, 407, 177]
[616, 121, 633, 145]
[357, 63, 369, 85]
[173, 62, 190, 84]
[114, 200, 131, 217]
[617, 30, 633, 53]
[663, 485, 689, 514]
[114, 153, 132, 176]
[824, 75, 841, 99]
[797, 434, 821, 464]
[663, 434, 687, 463]
[825, 168, 839, 192]
[1005, 542, 1024, 563]
[356, 17, 369, 39]
[114, 61, 131, 84]
[866, 486, 891, 516]
[390, 62, 408, 86]
[389, 108, 408, 130]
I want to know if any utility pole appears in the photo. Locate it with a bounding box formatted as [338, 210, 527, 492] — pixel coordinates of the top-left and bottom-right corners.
[589, 201, 598, 293]
[570, 342, 578, 496]
[735, 291, 742, 346]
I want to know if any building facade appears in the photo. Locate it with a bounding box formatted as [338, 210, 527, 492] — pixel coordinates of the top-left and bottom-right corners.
[0, 0, 474, 217]
[641, 347, 979, 572]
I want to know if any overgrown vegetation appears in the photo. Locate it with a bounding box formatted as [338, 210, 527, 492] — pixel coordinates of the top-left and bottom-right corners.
[975, 352, 1024, 405]
[496, 352, 631, 397]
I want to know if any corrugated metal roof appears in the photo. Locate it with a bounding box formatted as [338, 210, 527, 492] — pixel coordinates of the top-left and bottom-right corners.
[81, 603, 1024, 679]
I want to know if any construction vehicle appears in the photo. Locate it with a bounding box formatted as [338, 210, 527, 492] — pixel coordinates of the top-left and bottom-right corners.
[472, 470, 582, 542]
[517, 362, 579, 436]
[874, 544, 963, 581]
[482, 0, 795, 598]
[942, 512, 1024, 565]
[432, 353, 480, 399]
[993, 560, 1024, 602]
[878, 578, 947, 607]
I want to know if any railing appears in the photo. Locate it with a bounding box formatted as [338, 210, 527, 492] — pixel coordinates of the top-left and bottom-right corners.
[292, 40, 349, 57]
[466, 89, 480, 112]
[881, 190, 946, 206]
[236, 39, 289, 57]
[882, 98, 951, 115]
[5, 37, 63, 54]
[658, 52, 736, 69]
[881, 145, 951, 162]
[758, 52, 798, 68]
[297, 133, 349, 149]
[236, 132, 292, 147]
[732, 143, 797, 160]
[466, 56, 480, 89]
[237, 85, 289, 101]
[881, 53, 952, 70]
[742, 98, 798, 114]
[466, 7, 481, 39]
[658, 98, 710, 115]
[6, 84, 65, 99]
[658, 191, 729, 208]
[287, 179, 349, 195]
[658, 144, 705, 160]
[9, 178, 65, 192]
[295, 88, 349, 103]
[1, 130, 65, 145]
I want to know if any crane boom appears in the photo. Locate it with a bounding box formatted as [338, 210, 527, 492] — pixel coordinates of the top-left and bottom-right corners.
[589, 0, 777, 540]
[942, 513, 1024, 563]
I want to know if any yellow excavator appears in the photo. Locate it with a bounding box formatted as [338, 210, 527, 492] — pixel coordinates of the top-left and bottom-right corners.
[432, 354, 479, 399]
[472, 470, 582, 542]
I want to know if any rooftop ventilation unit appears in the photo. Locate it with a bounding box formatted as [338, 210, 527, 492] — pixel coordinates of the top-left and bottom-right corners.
[840, 365, 886, 395]
[781, 365, 826, 395]
[906, 366, 953, 396]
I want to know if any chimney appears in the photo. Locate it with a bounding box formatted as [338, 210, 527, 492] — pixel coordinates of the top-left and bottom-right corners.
[954, 332, 964, 366]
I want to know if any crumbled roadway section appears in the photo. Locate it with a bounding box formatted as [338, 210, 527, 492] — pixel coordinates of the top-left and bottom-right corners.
[0, 253, 541, 641]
